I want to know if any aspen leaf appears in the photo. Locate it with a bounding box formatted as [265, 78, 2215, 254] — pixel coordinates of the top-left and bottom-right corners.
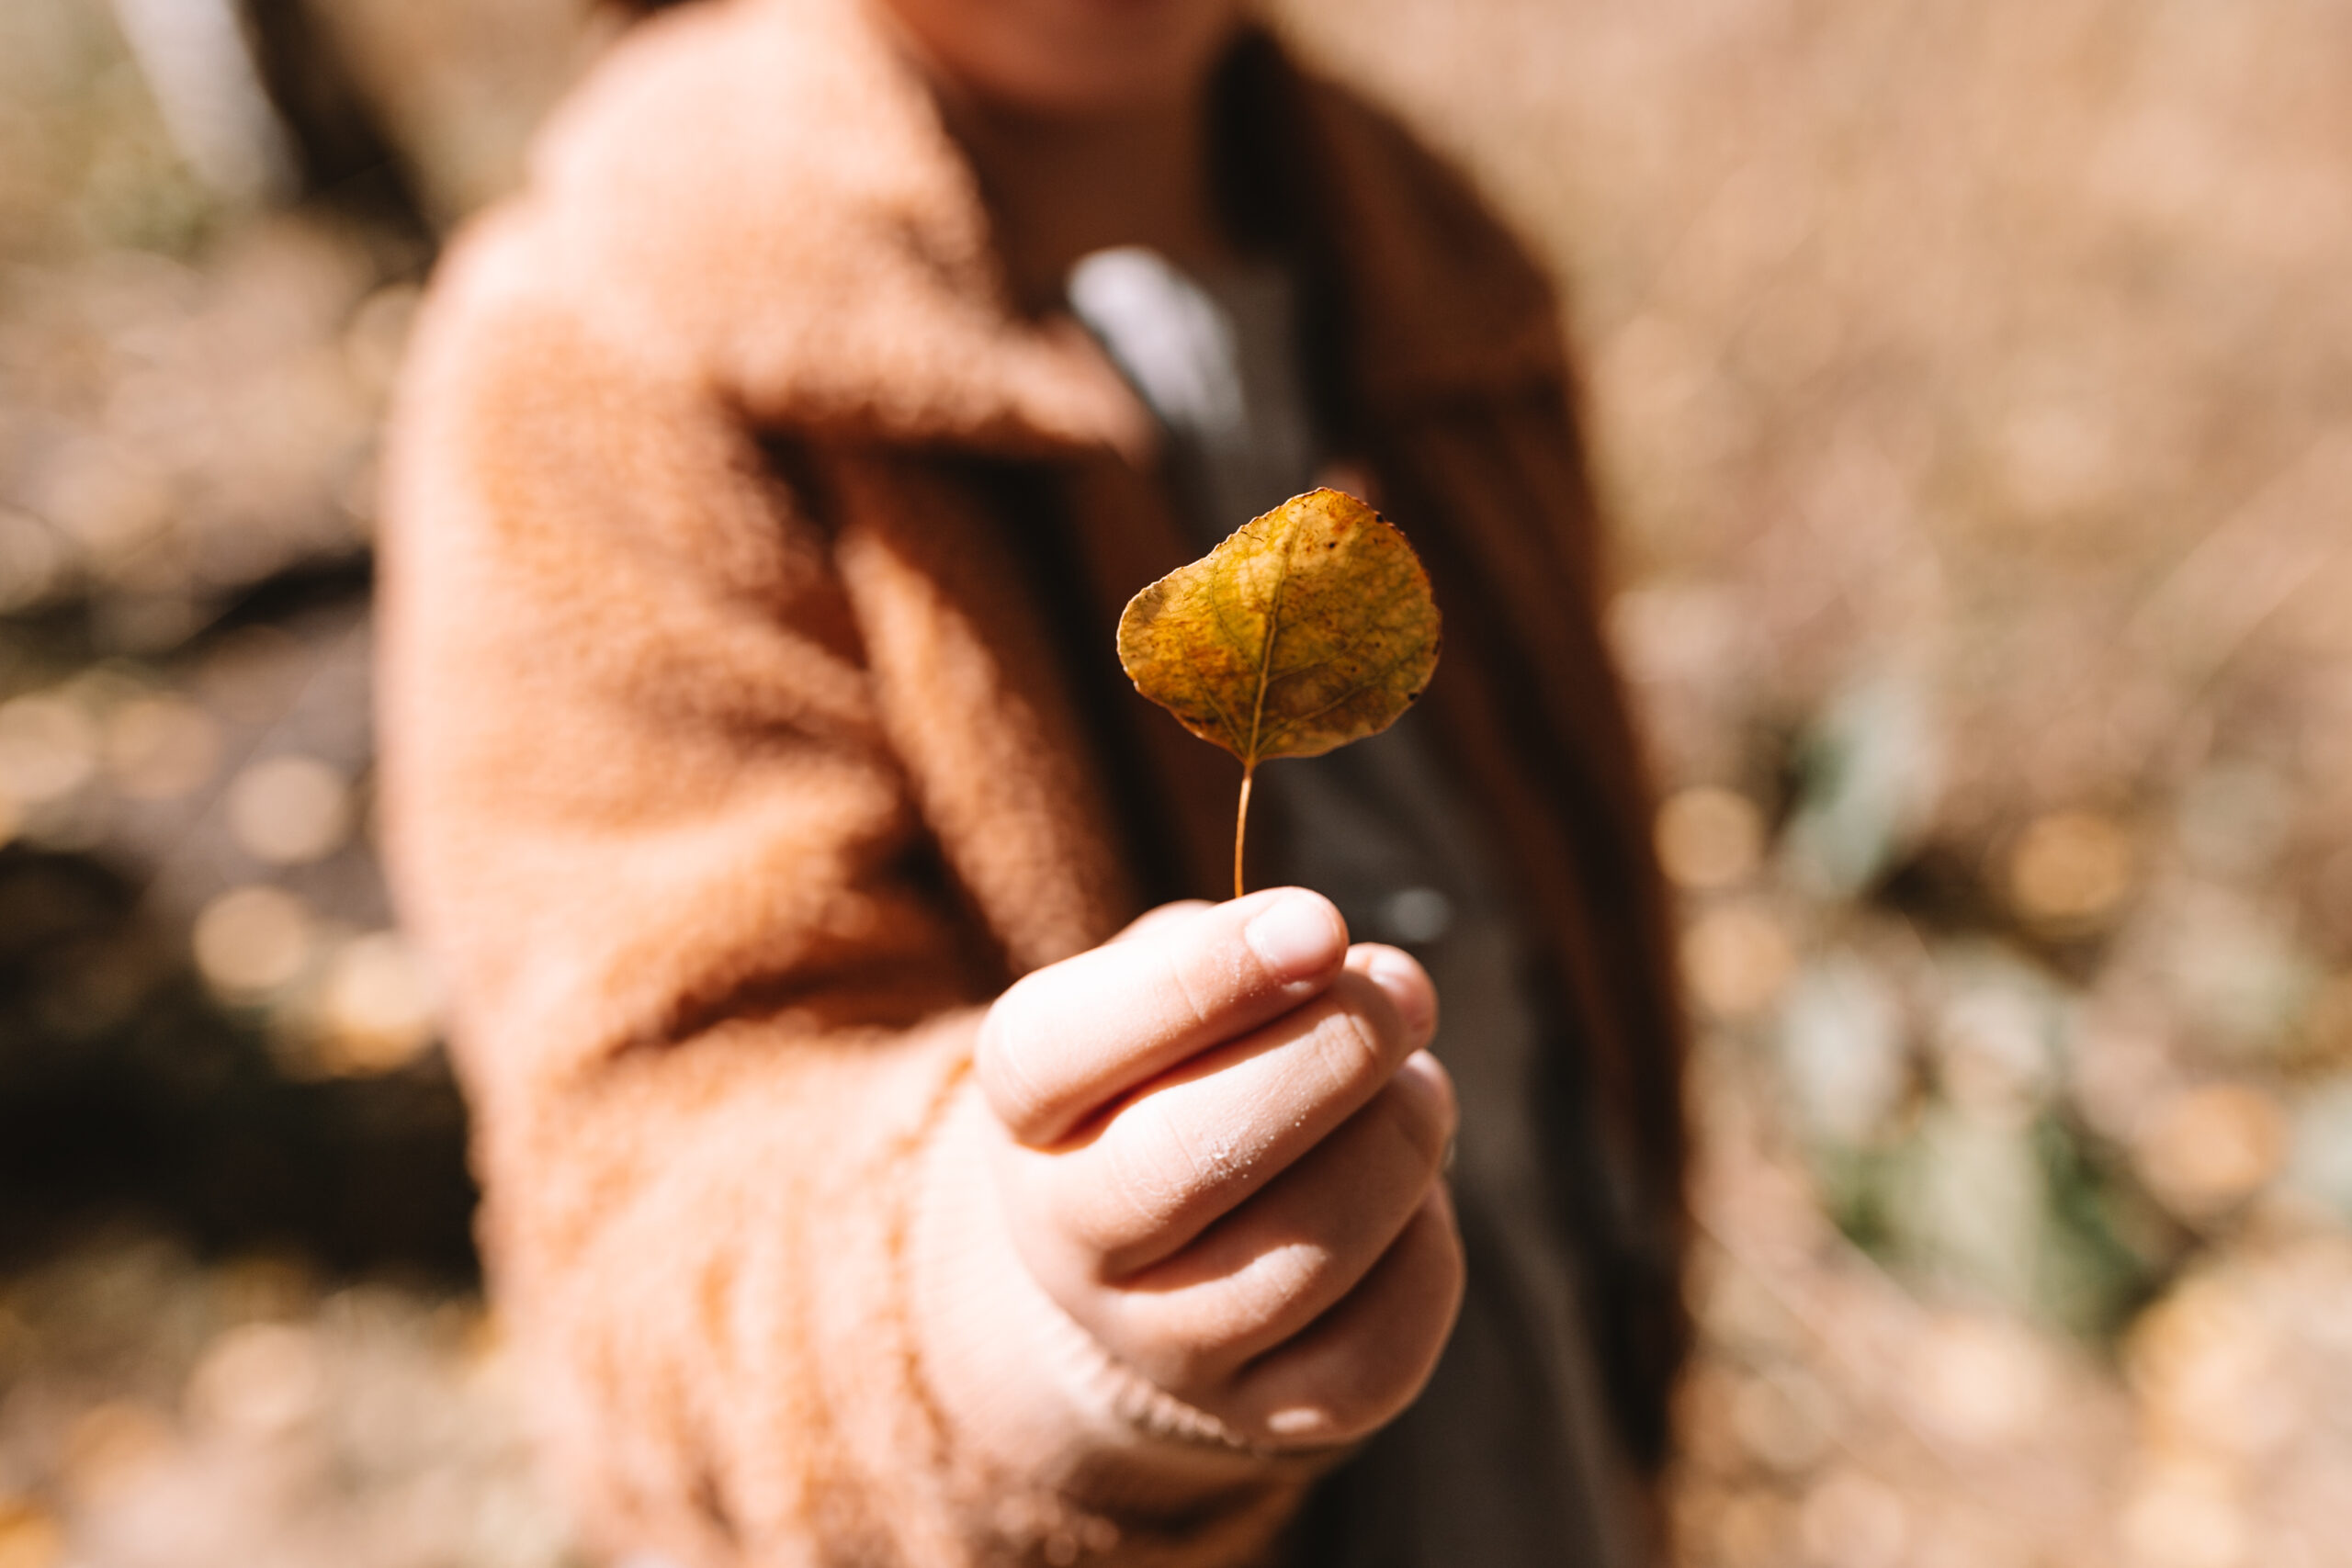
[1117, 488, 1442, 897]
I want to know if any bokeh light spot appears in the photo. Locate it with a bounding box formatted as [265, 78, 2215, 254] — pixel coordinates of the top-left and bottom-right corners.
[1685, 905, 1796, 1018]
[2132, 1084, 2287, 1223]
[193, 885, 315, 998]
[226, 753, 351, 865]
[187, 1322, 325, 1439]
[1657, 785, 1767, 890]
[0, 693, 100, 807]
[315, 931, 441, 1075]
[2008, 809, 2135, 930]
[105, 693, 220, 799]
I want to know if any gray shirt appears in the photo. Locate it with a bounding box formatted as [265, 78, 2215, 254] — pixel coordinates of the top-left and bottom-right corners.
[1069, 249, 1638, 1567]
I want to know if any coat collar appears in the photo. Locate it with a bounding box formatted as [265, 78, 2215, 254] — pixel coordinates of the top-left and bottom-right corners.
[517, 0, 1566, 457]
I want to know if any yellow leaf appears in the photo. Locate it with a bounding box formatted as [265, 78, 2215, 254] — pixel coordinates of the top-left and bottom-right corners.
[1117, 488, 1442, 897]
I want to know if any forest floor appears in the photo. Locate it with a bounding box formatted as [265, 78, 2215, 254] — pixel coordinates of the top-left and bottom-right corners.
[5, 1, 2351, 1565]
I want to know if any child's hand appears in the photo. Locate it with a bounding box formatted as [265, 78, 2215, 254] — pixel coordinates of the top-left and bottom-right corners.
[972, 888, 1462, 1449]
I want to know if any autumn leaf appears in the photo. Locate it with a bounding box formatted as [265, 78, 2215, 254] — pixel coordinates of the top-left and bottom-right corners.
[1117, 488, 1442, 897]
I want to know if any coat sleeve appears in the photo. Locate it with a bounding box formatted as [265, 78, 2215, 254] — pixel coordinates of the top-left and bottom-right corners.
[377, 222, 1309, 1568]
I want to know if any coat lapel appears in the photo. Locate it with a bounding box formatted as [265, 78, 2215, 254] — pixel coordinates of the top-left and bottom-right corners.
[823, 450, 1138, 976]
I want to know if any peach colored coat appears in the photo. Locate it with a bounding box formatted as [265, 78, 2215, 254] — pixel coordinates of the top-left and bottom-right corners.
[379, 0, 1687, 1562]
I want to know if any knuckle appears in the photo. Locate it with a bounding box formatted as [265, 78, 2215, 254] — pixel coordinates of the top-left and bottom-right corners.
[1107, 1302, 1222, 1393]
[1378, 1082, 1452, 1173]
[1228, 1247, 1333, 1348]
[973, 991, 1053, 1135]
[1265, 1370, 1399, 1448]
[1207, 1245, 1324, 1343]
[1261, 1206, 1463, 1444]
[1385, 1057, 1458, 1168]
[1159, 940, 1217, 1034]
[1076, 1099, 1204, 1269]
[1303, 999, 1392, 1105]
[1311, 1386, 1395, 1442]
[1124, 1247, 1327, 1390]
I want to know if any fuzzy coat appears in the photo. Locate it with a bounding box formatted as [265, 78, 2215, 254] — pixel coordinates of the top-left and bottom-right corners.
[378, 0, 1689, 1562]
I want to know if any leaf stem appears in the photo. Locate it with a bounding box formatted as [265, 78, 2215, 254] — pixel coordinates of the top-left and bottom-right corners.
[1233, 765, 1255, 900]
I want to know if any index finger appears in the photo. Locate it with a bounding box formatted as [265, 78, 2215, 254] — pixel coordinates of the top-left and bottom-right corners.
[977, 888, 1348, 1147]
[1106, 900, 1213, 945]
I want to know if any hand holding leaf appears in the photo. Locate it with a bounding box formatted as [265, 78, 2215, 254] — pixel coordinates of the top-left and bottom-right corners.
[1117, 488, 1442, 897]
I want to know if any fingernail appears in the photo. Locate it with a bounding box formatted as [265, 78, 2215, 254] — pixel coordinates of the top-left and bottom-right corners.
[1243, 893, 1343, 979]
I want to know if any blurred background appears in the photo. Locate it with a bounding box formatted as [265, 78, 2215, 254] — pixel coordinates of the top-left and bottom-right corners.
[2, 0, 2348, 1563]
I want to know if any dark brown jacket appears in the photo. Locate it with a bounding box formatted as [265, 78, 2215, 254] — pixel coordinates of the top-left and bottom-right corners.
[379, 0, 1687, 1561]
